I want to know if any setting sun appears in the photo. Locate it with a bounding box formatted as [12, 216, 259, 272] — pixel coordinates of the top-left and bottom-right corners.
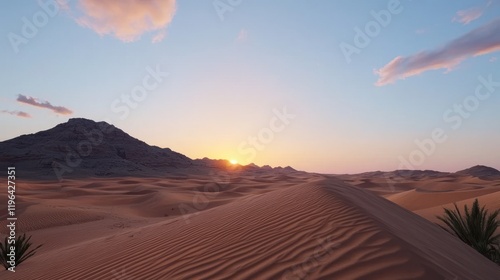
[2, 1, 500, 278]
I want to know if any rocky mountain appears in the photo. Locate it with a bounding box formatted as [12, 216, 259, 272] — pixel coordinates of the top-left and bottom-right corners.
[455, 165, 500, 179]
[0, 118, 299, 180]
[0, 118, 193, 179]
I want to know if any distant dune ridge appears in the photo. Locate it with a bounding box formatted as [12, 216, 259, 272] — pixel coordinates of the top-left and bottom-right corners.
[1, 119, 499, 279]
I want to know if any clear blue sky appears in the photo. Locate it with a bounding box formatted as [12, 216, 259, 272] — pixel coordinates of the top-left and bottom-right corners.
[1, 0, 499, 173]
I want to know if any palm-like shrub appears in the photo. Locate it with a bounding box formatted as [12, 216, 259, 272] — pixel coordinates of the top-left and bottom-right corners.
[437, 199, 500, 264]
[0, 233, 43, 270]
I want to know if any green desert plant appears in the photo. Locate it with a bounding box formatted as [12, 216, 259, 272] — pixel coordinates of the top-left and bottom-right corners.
[437, 199, 500, 264]
[0, 233, 43, 270]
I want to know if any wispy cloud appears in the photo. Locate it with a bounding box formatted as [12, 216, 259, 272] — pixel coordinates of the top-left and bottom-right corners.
[375, 18, 500, 86]
[453, 7, 484, 25]
[72, 0, 176, 42]
[415, 28, 426, 35]
[1, 110, 31, 118]
[236, 29, 248, 43]
[17, 94, 73, 115]
[152, 30, 166, 43]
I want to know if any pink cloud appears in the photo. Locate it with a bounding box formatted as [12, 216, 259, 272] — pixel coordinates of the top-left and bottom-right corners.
[17, 94, 73, 115]
[1, 110, 31, 118]
[74, 0, 176, 42]
[375, 18, 500, 86]
[453, 7, 483, 25]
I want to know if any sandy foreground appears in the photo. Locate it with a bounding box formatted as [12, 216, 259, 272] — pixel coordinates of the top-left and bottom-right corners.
[1, 171, 499, 279]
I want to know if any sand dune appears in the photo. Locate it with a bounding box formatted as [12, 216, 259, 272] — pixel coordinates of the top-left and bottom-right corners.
[1, 174, 499, 279]
[342, 172, 500, 210]
[341, 171, 500, 247]
[415, 191, 500, 223]
[386, 187, 499, 211]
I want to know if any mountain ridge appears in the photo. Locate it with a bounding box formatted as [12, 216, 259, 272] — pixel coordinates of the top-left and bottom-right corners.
[1, 118, 497, 180]
[0, 118, 299, 180]
[0, 118, 193, 179]
[455, 165, 500, 179]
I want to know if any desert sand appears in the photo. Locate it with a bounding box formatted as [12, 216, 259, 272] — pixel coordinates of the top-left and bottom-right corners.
[1, 120, 499, 279]
[1, 170, 499, 279]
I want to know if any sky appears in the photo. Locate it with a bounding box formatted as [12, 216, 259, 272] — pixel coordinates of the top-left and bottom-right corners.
[1, 0, 500, 174]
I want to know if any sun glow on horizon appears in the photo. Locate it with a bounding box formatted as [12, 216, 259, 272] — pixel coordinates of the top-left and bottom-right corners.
[229, 159, 238, 165]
